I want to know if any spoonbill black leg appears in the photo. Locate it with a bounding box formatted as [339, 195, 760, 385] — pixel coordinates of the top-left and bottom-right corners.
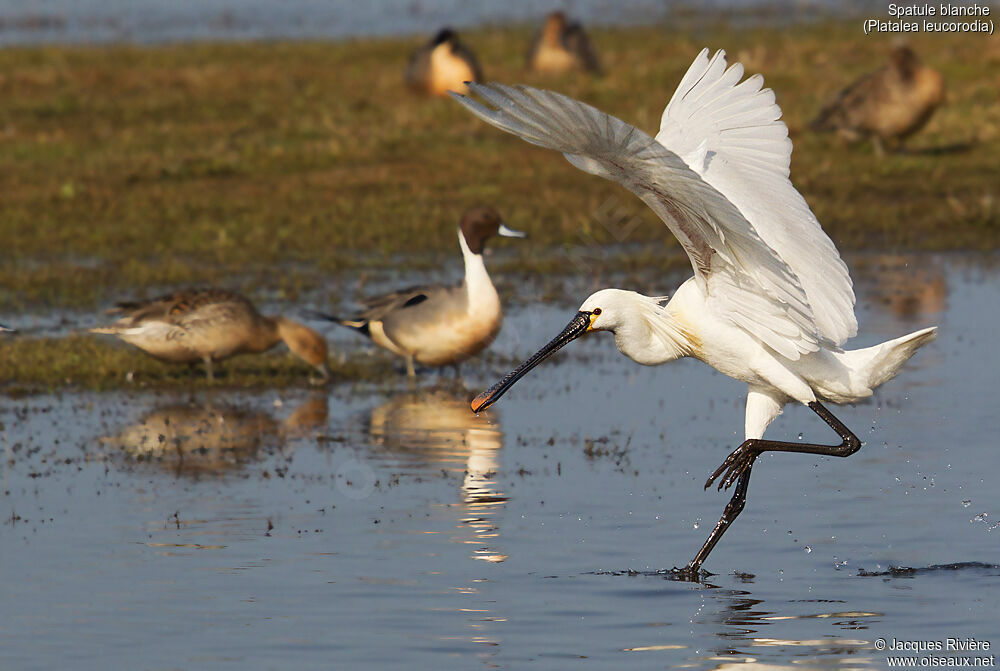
[678, 402, 861, 576]
[678, 469, 753, 579]
[707, 401, 861, 492]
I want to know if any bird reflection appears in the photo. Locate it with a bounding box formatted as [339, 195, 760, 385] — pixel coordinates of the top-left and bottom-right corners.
[101, 395, 328, 477]
[858, 254, 946, 321]
[692, 587, 880, 668]
[368, 390, 508, 563]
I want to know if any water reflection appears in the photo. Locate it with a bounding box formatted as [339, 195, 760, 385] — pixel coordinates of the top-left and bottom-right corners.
[367, 390, 508, 563]
[856, 254, 947, 321]
[696, 587, 881, 669]
[99, 395, 328, 477]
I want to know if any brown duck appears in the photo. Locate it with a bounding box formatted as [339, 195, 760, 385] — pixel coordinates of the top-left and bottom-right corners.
[526, 11, 600, 75]
[811, 45, 945, 155]
[90, 288, 329, 381]
[405, 28, 483, 97]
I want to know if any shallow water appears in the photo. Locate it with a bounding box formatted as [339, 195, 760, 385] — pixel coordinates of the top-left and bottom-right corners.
[2, 253, 998, 670]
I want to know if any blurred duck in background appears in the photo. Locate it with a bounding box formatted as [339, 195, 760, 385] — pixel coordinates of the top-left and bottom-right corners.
[810, 45, 945, 156]
[859, 255, 946, 322]
[90, 288, 329, 382]
[405, 28, 483, 97]
[313, 207, 525, 378]
[527, 11, 600, 74]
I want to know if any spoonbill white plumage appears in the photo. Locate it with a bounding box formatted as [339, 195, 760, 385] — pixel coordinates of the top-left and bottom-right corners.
[452, 49, 937, 577]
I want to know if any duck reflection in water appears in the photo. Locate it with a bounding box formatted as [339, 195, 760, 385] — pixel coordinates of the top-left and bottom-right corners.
[368, 390, 507, 562]
[101, 395, 328, 477]
[857, 255, 946, 322]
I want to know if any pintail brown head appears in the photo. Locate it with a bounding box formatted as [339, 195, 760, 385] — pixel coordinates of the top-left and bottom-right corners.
[459, 206, 526, 255]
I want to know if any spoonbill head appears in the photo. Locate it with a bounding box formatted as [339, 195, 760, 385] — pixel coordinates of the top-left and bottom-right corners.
[471, 289, 677, 413]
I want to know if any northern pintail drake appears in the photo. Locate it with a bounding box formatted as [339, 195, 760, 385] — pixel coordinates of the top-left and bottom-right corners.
[527, 11, 600, 74]
[453, 49, 936, 577]
[406, 28, 483, 97]
[90, 288, 329, 382]
[811, 45, 945, 155]
[315, 207, 524, 377]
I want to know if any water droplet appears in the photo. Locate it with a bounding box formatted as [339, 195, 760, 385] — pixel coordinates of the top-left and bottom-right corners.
[692, 519, 701, 530]
[974, 512, 988, 523]
[804, 546, 812, 554]
[797, 432, 804, 440]
[962, 500, 971, 508]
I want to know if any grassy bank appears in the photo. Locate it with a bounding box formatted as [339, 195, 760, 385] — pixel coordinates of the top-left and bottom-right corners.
[0, 20, 996, 389]
[0, 333, 403, 393]
[1, 20, 998, 311]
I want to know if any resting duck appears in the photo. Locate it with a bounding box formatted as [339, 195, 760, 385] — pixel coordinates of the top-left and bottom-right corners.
[406, 28, 483, 97]
[315, 207, 524, 377]
[811, 45, 945, 155]
[90, 288, 329, 381]
[526, 11, 600, 74]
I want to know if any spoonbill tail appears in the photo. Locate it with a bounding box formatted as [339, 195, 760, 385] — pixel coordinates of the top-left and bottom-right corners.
[452, 49, 937, 577]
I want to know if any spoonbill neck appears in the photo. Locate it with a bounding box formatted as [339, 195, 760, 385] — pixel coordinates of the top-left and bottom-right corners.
[606, 292, 692, 366]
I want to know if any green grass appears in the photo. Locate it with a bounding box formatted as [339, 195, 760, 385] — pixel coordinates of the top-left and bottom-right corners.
[0, 19, 996, 389]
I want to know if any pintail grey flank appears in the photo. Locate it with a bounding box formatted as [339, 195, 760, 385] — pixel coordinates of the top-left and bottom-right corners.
[314, 207, 524, 377]
[90, 288, 330, 382]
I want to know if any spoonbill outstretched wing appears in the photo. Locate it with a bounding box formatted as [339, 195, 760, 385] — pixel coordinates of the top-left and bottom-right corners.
[453, 54, 849, 360]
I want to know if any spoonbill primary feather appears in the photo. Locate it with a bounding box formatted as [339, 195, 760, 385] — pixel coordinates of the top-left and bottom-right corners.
[452, 48, 937, 578]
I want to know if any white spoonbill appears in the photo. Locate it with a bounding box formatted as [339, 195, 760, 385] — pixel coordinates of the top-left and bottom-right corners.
[452, 49, 937, 577]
